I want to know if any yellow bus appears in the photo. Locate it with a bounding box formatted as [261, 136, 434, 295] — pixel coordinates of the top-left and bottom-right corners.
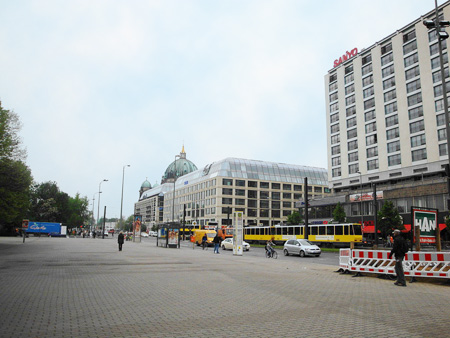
[244, 223, 362, 247]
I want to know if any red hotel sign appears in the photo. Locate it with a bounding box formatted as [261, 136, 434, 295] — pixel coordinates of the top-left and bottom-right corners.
[334, 48, 358, 68]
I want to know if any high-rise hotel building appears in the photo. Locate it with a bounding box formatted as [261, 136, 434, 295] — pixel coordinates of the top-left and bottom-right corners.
[323, 1, 450, 223]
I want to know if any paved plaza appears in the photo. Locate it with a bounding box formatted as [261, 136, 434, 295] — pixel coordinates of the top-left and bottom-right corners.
[0, 236, 449, 338]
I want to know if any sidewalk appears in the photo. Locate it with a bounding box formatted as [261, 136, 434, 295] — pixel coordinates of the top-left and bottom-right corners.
[0, 236, 448, 338]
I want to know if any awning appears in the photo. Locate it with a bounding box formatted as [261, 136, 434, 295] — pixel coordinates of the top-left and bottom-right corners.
[363, 224, 446, 234]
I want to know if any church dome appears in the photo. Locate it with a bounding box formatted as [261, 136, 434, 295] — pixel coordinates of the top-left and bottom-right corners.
[161, 146, 198, 183]
[141, 179, 152, 190]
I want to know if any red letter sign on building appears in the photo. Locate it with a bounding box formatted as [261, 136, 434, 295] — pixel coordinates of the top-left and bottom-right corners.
[333, 48, 358, 68]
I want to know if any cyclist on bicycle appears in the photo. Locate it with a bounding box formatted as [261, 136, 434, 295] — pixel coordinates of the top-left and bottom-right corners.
[265, 238, 275, 257]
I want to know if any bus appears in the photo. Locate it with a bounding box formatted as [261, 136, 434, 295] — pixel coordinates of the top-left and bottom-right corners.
[244, 223, 362, 247]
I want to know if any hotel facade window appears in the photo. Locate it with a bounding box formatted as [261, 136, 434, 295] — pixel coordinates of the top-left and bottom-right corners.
[409, 106, 423, 120]
[362, 74, 374, 87]
[387, 140, 401, 153]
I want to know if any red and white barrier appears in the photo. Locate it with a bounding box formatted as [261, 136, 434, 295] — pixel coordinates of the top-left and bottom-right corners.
[339, 249, 450, 279]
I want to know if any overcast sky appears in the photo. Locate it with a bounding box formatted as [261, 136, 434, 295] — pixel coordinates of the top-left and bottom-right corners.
[0, 0, 442, 221]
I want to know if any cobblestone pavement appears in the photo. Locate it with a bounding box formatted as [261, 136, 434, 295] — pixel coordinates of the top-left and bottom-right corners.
[0, 236, 449, 338]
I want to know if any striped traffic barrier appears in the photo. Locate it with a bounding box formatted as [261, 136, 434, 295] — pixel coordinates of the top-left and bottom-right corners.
[339, 249, 450, 279]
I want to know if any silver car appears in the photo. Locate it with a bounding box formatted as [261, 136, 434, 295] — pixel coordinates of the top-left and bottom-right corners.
[283, 239, 321, 257]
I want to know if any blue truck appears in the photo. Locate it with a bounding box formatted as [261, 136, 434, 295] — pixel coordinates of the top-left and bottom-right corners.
[26, 222, 67, 237]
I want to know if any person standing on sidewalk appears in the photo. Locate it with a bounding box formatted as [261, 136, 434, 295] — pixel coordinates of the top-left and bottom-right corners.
[388, 229, 407, 287]
[213, 234, 221, 254]
[118, 231, 125, 251]
[202, 233, 207, 250]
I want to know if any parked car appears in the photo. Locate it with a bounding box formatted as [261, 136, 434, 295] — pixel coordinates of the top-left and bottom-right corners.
[221, 238, 250, 251]
[149, 231, 157, 237]
[283, 239, 321, 257]
[141, 232, 149, 237]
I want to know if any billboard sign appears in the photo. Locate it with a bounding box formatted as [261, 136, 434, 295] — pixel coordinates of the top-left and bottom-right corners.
[412, 208, 438, 244]
[349, 191, 383, 202]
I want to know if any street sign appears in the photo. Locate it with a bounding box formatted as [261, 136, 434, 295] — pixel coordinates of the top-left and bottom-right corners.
[22, 219, 29, 229]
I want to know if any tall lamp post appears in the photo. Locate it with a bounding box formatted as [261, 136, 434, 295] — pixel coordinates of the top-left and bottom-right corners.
[172, 155, 181, 222]
[424, 1, 450, 210]
[92, 192, 99, 233]
[120, 165, 131, 229]
[357, 171, 363, 228]
[97, 179, 108, 230]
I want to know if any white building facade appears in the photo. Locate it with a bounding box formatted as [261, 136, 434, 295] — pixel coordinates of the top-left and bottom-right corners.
[135, 158, 331, 227]
[325, 1, 450, 191]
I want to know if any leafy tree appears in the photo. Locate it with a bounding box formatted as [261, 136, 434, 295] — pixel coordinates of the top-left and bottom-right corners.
[66, 193, 89, 229]
[0, 104, 27, 161]
[0, 103, 32, 234]
[0, 159, 33, 233]
[332, 202, 346, 223]
[286, 210, 303, 224]
[141, 223, 147, 232]
[125, 215, 134, 231]
[27, 181, 90, 228]
[28, 182, 69, 222]
[377, 200, 404, 239]
[444, 216, 450, 241]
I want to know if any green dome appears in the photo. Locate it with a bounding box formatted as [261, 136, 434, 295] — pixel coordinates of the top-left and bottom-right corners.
[161, 146, 198, 183]
[141, 179, 152, 189]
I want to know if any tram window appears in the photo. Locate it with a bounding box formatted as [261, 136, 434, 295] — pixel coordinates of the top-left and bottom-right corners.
[288, 227, 294, 235]
[301, 227, 304, 235]
[319, 226, 325, 235]
[335, 225, 343, 235]
[295, 227, 300, 235]
[311, 226, 318, 235]
[344, 225, 349, 235]
[327, 226, 334, 235]
[353, 224, 362, 235]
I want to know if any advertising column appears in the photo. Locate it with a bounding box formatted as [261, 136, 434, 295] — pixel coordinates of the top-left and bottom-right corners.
[233, 211, 244, 256]
[133, 215, 142, 243]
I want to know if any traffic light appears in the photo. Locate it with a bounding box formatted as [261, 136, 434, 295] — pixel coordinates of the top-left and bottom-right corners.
[423, 19, 450, 40]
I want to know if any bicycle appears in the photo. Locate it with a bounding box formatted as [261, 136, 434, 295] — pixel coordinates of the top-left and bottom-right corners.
[265, 248, 278, 259]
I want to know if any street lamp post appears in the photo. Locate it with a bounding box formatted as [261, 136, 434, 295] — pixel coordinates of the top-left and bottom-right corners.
[97, 179, 108, 231]
[424, 1, 450, 210]
[92, 192, 99, 234]
[357, 171, 363, 228]
[120, 165, 131, 229]
[172, 155, 181, 222]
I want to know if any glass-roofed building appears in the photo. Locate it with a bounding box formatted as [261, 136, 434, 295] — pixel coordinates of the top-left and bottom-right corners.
[135, 156, 331, 227]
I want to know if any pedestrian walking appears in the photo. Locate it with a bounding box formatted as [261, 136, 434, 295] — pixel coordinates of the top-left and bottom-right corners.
[118, 231, 125, 251]
[388, 229, 408, 287]
[190, 234, 195, 249]
[202, 233, 207, 250]
[213, 234, 221, 254]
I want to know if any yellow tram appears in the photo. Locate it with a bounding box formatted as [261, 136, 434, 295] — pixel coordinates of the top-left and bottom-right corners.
[244, 223, 362, 247]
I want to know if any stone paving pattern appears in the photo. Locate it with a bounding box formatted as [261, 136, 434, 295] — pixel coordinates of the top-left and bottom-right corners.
[0, 236, 449, 338]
